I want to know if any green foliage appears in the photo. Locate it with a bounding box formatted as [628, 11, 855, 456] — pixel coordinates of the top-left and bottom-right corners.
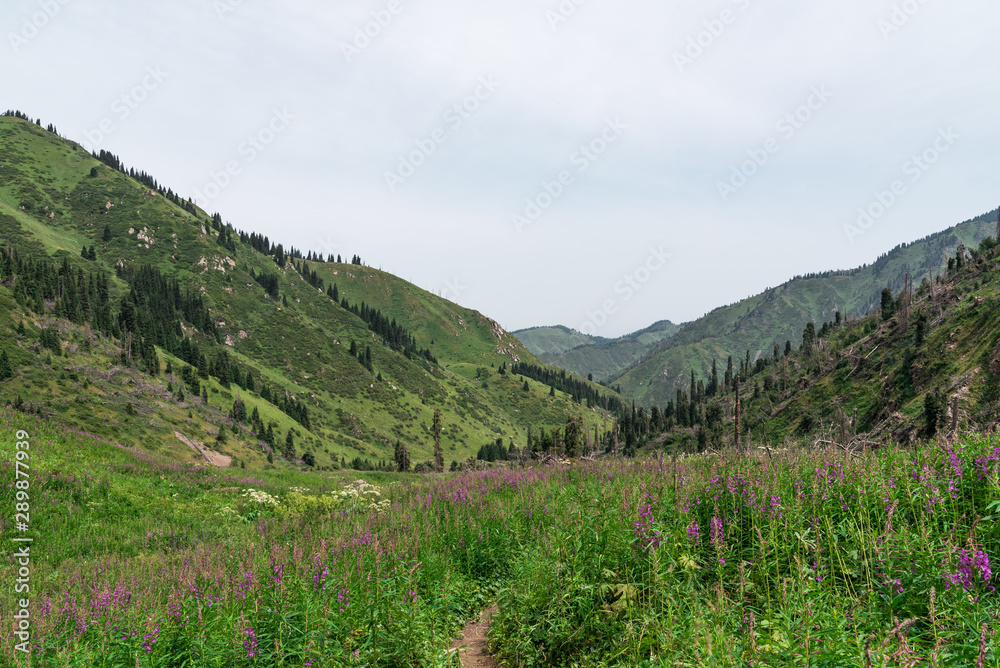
[394, 439, 411, 472]
[633, 233, 1000, 445]
[6, 404, 998, 667]
[39, 326, 61, 354]
[0, 114, 610, 468]
[881, 287, 897, 320]
[924, 389, 945, 438]
[595, 210, 997, 407]
[0, 349, 12, 380]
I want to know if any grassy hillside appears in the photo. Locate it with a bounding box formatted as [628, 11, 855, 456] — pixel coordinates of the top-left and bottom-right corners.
[611, 211, 998, 408]
[0, 115, 617, 470]
[514, 320, 680, 381]
[647, 235, 1000, 452]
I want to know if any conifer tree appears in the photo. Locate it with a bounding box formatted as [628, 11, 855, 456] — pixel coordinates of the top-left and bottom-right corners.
[924, 390, 944, 438]
[802, 323, 816, 357]
[394, 439, 411, 472]
[284, 430, 295, 460]
[0, 350, 13, 381]
[102, 224, 112, 242]
[564, 416, 582, 457]
[881, 288, 896, 320]
[915, 311, 928, 347]
[433, 409, 444, 473]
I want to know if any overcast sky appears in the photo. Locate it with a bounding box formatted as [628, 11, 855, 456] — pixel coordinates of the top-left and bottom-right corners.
[5, 0, 999, 337]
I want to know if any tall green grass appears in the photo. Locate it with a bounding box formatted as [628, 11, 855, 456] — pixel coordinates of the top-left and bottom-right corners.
[2, 405, 998, 666]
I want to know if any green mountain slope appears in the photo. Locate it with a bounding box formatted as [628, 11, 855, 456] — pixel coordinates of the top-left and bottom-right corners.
[609, 211, 998, 407]
[0, 114, 618, 469]
[650, 235, 1000, 451]
[514, 320, 680, 381]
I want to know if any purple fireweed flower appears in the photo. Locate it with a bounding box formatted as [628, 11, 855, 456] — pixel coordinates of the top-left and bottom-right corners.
[633, 500, 662, 550]
[142, 621, 160, 653]
[686, 521, 700, 546]
[243, 625, 258, 658]
[945, 549, 994, 592]
[946, 446, 963, 479]
[313, 556, 328, 590]
[710, 517, 724, 552]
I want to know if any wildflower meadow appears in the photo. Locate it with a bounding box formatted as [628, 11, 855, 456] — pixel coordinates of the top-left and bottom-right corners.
[2, 405, 999, 666]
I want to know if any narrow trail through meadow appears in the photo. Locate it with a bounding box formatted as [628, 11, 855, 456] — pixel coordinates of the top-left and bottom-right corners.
[450, 606, 498, 667]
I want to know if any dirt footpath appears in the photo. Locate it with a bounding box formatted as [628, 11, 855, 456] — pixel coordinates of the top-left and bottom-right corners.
[450, 606, 498, 667]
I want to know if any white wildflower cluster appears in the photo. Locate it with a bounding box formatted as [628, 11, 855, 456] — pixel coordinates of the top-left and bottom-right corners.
[330, 480, 390, 514]
[289, 486, 311, 494]
[215, 506, 239, 518]
[241, 488, 280, 506]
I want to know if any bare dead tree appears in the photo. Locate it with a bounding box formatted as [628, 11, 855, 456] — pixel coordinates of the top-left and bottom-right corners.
[734, 379, 742, 451]
[121, 331, 134, 365]
[899, 274, 912, 332]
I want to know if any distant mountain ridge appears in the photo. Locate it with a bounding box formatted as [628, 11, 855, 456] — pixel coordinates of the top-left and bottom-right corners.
[514, 319, 680, 381]
[650, 232, 1000, 451]
[610, 210, 997, 407]
[518, 210, 998, 408]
